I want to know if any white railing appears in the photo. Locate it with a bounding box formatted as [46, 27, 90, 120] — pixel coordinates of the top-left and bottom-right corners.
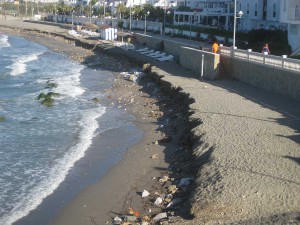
[219, 46, 300, 73]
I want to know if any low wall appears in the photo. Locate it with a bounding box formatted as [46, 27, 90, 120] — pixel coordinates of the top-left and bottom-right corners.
[180, 47, 219, 80]
[135, 34, 164, 50]
[222, 56, 300, 101]
[135, 34, 219, 80]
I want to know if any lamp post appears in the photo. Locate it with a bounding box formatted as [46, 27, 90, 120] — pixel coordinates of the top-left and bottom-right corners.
[163, 8, 170, 35]
[129, 3, 132, 31]
[103, 0, 105, 18]
[233, 0, 243, 47]
[71, 10, 74, 29]
[189, 11, 196, 40]
[144, 11, 150, 35]
[89, 0, 92, 22]
[32, 7, 34, 20]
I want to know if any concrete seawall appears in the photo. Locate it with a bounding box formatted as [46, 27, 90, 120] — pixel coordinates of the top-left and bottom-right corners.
[221, 56, 300, 101]
[135, 33, 300, 101]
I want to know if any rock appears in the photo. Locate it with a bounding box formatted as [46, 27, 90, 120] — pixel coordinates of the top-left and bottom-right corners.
[128, 75, 135, 81]
[141, 222, 149, 225]
[166, 198, 183, 208]
[153, 212, 167, 221]
[142, 190, 150, 197]
[142, 63, 151, 73]
[150, 154, 159, 159]
[178, 177, 194, 188]
[123, 215, 137, 222]
[159, 175, 169, 183]
[154, 197, 163, 206]
[168, 185, 177, 194]
[113, 216, 122, 224]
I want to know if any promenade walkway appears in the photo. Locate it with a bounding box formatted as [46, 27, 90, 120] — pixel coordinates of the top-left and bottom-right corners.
[1, 18, 299, 223]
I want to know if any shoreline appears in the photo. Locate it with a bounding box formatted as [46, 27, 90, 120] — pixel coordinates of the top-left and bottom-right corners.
[2, 18, 300, 225]
[1, 23, 192, 224]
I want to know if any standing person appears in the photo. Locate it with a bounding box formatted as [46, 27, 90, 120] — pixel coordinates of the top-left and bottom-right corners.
[212, 41, 219, 54]
[262, 43, 270, 55]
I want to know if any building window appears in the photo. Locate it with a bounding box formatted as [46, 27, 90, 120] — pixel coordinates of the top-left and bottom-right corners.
[247, 3, 249, 14]
[283, 0, 286, 11]
[255, 3, 258, 16]
[273, 3, 276, 17]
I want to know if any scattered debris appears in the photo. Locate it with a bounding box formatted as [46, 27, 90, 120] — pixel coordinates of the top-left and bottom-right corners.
[167, 185, 177, 194]
[150, 154, 159, 159]
[153, 212, 168, 222]
[142, 190, 150, 198]
[159, 175, 169, 183]
[154, 197, 163, 206]
[121, 71, 145, 83]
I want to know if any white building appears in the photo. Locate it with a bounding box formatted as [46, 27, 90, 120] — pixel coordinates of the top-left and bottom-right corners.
[239, 0, 281, 31]
[280, 0, 300, 53]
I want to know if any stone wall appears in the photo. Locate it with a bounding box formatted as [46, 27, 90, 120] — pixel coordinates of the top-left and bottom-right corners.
[180, 47, 219, 80]
[135, 34, 220, 80]
[221, 56, 300, 101]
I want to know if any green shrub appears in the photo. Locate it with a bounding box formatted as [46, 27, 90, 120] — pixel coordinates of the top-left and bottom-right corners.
[37, 93, 47, 100]
[42, 96, 54, 107]
[37, 92, 60, 107]
[0, 116, 5, 122]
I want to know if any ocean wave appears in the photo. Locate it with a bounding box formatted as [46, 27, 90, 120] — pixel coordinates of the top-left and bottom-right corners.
[1, 106, 106, 225]
[52, 66, 85, 98]
[7, 52, 45, 76]
[0, 34, 11, 48]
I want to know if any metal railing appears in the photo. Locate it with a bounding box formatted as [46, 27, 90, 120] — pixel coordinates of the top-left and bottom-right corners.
[219, 46, 300, 73]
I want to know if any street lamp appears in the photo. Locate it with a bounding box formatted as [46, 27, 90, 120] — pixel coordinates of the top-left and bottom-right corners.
[89, 0, 92, 22]
[189, 11, 196, 40]
[144, 11, 150, 35]
[32, 7, 34, 20]
[129, 4, 132, 31]
[233, 0, 243, 47]
[163, 9, 170, 35]
[71, 10, 74, 29]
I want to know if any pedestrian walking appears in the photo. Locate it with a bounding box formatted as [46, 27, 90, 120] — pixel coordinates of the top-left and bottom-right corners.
[212, 42, 219, 54]
[262, 43, 270, 55]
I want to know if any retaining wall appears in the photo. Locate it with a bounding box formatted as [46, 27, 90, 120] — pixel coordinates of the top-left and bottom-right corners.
[135, 34, 220, 80]
[221, 56, 300, 101]
[180, 47, 219, 80]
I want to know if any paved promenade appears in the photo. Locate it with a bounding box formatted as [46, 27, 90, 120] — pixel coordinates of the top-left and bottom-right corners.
[1, 18, 299, 224]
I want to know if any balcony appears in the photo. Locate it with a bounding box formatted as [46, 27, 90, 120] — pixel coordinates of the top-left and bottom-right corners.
[287, 7, 300, 21]
[203, 8, 228, 14]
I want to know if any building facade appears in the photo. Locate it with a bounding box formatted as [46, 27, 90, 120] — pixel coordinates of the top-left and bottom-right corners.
[280, 0, 300, 52]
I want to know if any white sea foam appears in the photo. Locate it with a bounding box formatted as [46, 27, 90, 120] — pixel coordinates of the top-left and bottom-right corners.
[0, 34, 11, 48]
[7, 52, 44, 76]
[1, 106, 106, 225]
[52, 66, 85, 98]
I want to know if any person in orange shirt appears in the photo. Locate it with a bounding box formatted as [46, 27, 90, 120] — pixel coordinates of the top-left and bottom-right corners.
[212, 42, 219, 53]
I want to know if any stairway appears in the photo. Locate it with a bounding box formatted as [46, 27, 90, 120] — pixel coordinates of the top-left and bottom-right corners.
[291, 47, 300, 56]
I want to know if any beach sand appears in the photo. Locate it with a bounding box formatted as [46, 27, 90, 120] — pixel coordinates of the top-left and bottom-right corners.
[2, 18, 300, 225]
[0, 24, 191, 225]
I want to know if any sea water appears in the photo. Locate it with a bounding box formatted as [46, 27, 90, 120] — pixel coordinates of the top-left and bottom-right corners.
[0, 34, 141, 225]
